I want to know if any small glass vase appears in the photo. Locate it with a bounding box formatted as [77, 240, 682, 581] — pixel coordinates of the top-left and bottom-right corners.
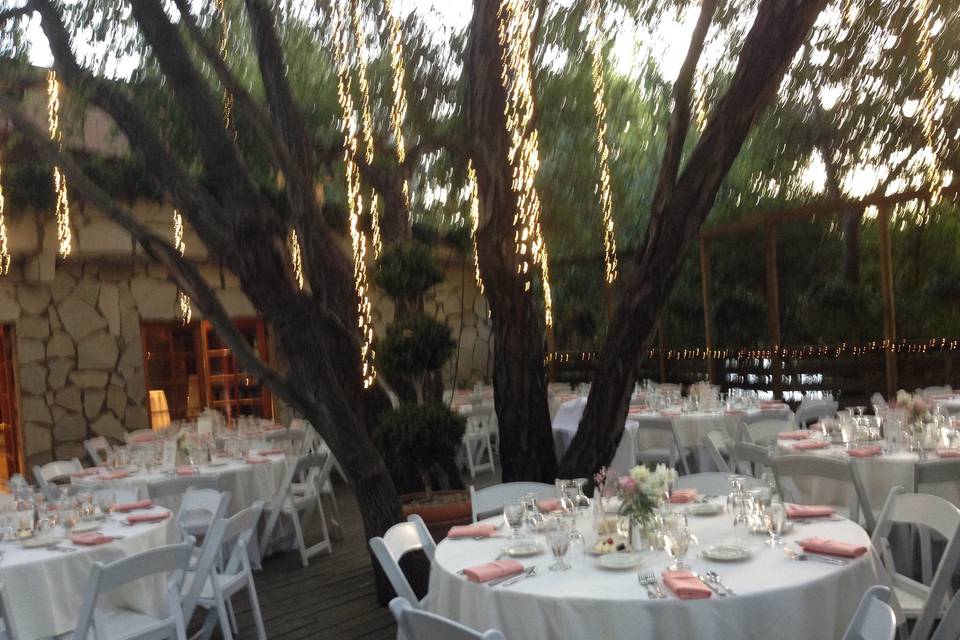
[621, 514, 659, 550]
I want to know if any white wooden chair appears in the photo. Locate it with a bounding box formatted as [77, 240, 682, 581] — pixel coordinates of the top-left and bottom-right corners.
[260, 453, 335, 567]
[176, 487, 230, 540]
[608, 421, 640, 476]
[461, 406, 495, 479]
[795, 399, 838, 428]
[923, 386, 953, 397]
[369, 515, 436, 608]
[632, 416, 691, 475]
[263, 428, 305, 455]
[743, 408, 794, 426]
[871, 487, 960, 640]
[389, 597, 505, 640]
[72, 539, 194, 640]
[932, 590, 960, 640]
[469, 482, 555, 523]
[0, 583, 20, 640]
[182, 502, 266, 640]
[295, 420, 347, 483]
[703, 431, 731, 472]
[743, 419, 795, 447]
[731, 441, 771, 477]
[83, 436, 113, 467]
[33, 458, 82, 492]
[772, 454, 876, 531]
[841, 585, 897, 640]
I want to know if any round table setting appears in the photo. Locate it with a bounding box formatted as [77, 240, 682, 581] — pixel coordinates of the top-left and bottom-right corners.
[0, 504, 176, 639]
[428, 496, 885, 640]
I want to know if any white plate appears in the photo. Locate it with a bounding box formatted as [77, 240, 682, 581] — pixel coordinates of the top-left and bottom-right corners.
[502, 542, 545, 557]
[71, 522, 101, 534]
[687, 503, 724, 516]
[20, 536, 61, 549]
[598, 552, 643, 570]
[702, 544, 751, 561]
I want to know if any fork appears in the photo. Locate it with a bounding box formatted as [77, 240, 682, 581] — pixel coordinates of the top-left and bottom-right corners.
[783, 547, 848, 566]
[637, 573, 658, 598]
[706, 571, 735, 595]
[639, 573, 666, 599]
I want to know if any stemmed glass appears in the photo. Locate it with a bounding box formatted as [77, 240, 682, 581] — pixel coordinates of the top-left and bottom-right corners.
[571, 478, 591, 510]
[556, 479, 576, 513]
[504, 502, 525, 539]
[729, 492, 752, 544]
[97, 491, 116, 517]
[561, 483, 585, 545]
[763, 500, 787, 547]
[662, 514, 695, 570]
[521, 494, 544, 535]
[547, 529, 571, 571]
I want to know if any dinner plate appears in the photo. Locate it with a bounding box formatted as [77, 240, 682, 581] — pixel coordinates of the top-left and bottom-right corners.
[71, 522, 101, 534]
[597, 552, 643, 570]
[501, 542, 545, 557]
[701, 544, 751, 561]
[20, 536, 61, 549]
[687, 502, 724, 516]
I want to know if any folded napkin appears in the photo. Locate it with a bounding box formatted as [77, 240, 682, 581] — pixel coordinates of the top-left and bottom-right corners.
[244, 457, 269, 465]
[126, 511, 171, 524]
[262, 425, 285, 432]
[798, 536, 867, 558]
[627, 405, 648, 414]
[660, 410, 681, 417]
[71, 533, 113, 546]
[99, 471, 130, 480]
[847, 445, 883, 458]
[778, 431, 810, 440]
[176, 466, 198, 476]
[937, 448, 960, 459]
[792, 440, 830, 451]
[131, 434, 159, 443]
[70, 467, 103, 478]
[724, 409, 746, 416]
[761, 402, 788, 409]
[536, 498, 561, 512]
[462, 559, 524, 583]
[661, 570, 712, 599]
[253, 448, 283, 456]
[447, 523, 496, 539]
[114, 499, 153, 513]
[670, 489, 698, 504]
[786, 504, 835, 519]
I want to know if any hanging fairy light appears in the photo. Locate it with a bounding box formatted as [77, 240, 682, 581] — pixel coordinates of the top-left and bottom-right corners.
[0, 155, 9, 276]
[333, 0, 376, 388]
[215, 0, 234, 130]
[587, 0, 618, 285]
[466, 161, 484, 294]
[47, 70, 71, 258]
[912, 0, 944, 205]
[385, 0, 411, 212]
[350, 0, 381, 259]
[497, 0, 554, 327]
[288, 229, 304, 290]
[172, 208, 192, 324]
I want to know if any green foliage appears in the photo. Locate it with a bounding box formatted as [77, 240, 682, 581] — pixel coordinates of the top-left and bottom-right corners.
[379, 314, 456, 379]
[373, 402, 466, 493]
[373, 242, 443, 304]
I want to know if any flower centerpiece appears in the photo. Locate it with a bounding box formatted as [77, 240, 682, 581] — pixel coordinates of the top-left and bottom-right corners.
[896, 389, 930, 438]
[594, 464, 676, 547]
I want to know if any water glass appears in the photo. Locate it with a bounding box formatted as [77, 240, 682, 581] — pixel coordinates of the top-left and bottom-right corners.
[763, 500, 787, 547]
[662, 515, 694, 570]
[547, 529, 571, 571]
[97, 491, 116, 516]
[504, 502, 525, 539]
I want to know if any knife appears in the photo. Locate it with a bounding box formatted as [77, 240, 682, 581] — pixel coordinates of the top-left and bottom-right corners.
[487, 566, 530, 586]
[696, 573, 726, 597]
[499, 566, 537, 587]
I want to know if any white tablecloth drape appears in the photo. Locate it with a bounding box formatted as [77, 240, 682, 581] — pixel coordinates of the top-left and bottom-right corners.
[2, 508, 176, 639]
[429, 507, 885, 640]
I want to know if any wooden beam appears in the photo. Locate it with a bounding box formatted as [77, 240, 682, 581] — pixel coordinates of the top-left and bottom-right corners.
[877, 205, 898, 399]
[764, 224, 782, 398]
[699, 237, 717, 384]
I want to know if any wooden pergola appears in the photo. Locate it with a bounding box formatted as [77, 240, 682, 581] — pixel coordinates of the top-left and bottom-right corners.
[698, 181, 960, 399]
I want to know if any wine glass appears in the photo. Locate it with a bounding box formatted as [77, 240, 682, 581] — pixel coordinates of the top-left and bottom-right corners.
[547, 529, 571, 571]
[763, 501, 787, 547]
[61, 508, 79, 535]
[556, 479, 576, 513]
[571, 478, 591, 510]
[663, 514, 694, 570]
[521, 494, 544, 534]
[504, 502, 524, 539]
[97, 491, 116, 516]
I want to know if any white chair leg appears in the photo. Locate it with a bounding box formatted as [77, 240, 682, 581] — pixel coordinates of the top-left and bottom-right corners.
[226, 596, 239, 633]
[291, 508, 309, 567]
[197, 607, 220, 640]
[246, 574, 268, 640]
[465, 437, 477, 479]
[216, 599, 234, 640]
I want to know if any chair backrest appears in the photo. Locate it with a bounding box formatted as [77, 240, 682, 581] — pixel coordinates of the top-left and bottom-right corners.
[83, 437, 112, 467]
[389, 597, 505, 640]
[73, 539, 194, 640]
[633, 416, 689, 474]
[795, 400, 838, 427]
[703, 431, 730, 472]
[147, 474, 220, 500]
[915, 458, 960, 489]
[176, 487, 230, 537]
[264, 429, 306, 453]
[743, 409, 794, 425]
[773, 454, 875, 531]
[731, 441, 771, 477]
[608, 421, 639, 476]
[841, 585, 896, 640]
[33, 458, 82, 487]
[469, 482, 555, 523]
[870, 393, 888, 412]
[370, 519, 432, 606]
[932, 590, 960, 640]
[744, 419, 795, 446]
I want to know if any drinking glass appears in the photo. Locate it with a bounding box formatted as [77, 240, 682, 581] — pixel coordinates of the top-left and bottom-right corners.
[572, 478, 591, 510]
[547, 529, 571, 571]
[97, 491, 116, 516]
[521, 494, 544, 534]
[504, 502, 525, 539]
[556, 479, 576, 513]
[61, 508, 79, 534]
[763, 500, 787, 547]
[663, 515, 694, 570]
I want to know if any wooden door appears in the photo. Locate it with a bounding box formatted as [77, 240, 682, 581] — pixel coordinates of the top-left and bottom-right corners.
[0, 325, 21, 478]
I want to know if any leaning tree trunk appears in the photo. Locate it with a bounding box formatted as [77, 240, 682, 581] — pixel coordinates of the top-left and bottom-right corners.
[465, 0, 557, 482]
[560, 0, 829, 478]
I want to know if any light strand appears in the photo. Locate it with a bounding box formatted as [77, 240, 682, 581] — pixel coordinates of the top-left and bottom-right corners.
[385, 0, 411, 213]
[349, 0, 381, 259]
[466, 161, 484, 294]
[0, 154, 9, 275]
[333, 0, 376, 388]
[912, 0, 944, 205]
[497, 0, 553, 327]
[47, 70, 71, 258]
[215, 0, 233, 130]
[172, 208, 192, 325]
[587, 0, 618, 285]
[288, 229, 304, 290]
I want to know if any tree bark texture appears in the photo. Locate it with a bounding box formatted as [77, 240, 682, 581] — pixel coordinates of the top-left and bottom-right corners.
[560, 0, 829, 478]
[465, 0, 557, 482]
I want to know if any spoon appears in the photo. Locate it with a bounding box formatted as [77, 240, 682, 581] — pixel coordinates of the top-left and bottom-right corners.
[705, 571, 735, 595]
[783, 547, 848, 566]
[499, 565, 536, 587]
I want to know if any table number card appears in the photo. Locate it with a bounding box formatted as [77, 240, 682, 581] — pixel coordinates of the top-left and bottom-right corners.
[161, 440, 177, 469]
[197, 416, 214, 437]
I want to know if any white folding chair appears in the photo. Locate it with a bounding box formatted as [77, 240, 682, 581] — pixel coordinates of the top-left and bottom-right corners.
[872, 487, 960, 640]
[72, 539, 194, 640]
[33, 458, 82, 490]
[469, 482, 555, 523]
[298, 421, 347, 483]
[182, 502, 266, 640]
[0, 583, 20, 640]
[461, 407, 495, 479]
[260, 453, 335, 567]
[773, 454, 876, 531]
[176, 487, 230, 540]
[389, 597, 505, 640]
[147, 475, 220, 502]
[842, 585, 897, 640]
[703, 431, 731, 472]
[731, 441, 771, 478]
[608, 421, 640, 476]
[263, 428, 305, 455]
[932, 590, 960, 640]
[795, 399, 838, 428]
[632, 416, 691, 475]
[744, 419, 795, 447]
[743, 408, 794, 425]
[871, 393, 888, 413]
[84, 437, 113, 467]
[369, 515, 436, 608]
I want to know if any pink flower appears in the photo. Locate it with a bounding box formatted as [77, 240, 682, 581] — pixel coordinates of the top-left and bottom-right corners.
[618, 476, 637, 493]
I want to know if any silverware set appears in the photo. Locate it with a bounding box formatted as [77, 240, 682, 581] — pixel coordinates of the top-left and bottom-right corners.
[783, 547, 849, 566]
[638, 573, 666, 599]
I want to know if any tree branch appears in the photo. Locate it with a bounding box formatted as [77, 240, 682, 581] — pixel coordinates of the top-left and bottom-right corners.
[0, 1, 35, 25]
[651, 0, 718, 217]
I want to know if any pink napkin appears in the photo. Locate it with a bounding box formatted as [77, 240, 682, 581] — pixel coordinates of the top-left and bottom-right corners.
[244, 457, 269, 465]
[847, 445, 882, 458]
[131, 434, 159, 443]
[71, 533, 113, 546]
[447, 524, 496, 539]
[792, 440, 830, 451]
[262, 425, 285, 432]
[536, 498, 561, 512]
[661, 570, 712, 599]
[126, 512, 171, 524]
[937, 448, 960, 459]
[99, 471, 130, 480]
[778, 431, 810, 440]
[670, 489, 698, 504]
[176, 466, 197, 476]
[253, 448, 283, 456]
[462, 559, 524, 583]
[114, 499, 153, 513]
[70, 467, 103, 478]
[724, 410, 746, 416]
[761, 402, 787, 409]
[798, 537, 867, 558]
[628, 405, 647, 414]
[660, 410, 681, 417]
[786, 504, 835, 519]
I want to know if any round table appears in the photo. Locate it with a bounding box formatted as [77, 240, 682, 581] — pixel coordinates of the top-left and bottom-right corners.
[0, 506, 176, 639]
[429, 505, 885, 639]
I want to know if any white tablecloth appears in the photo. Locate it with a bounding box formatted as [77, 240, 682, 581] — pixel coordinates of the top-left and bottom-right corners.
[2, 507, 175, 639]
[429, 507, 884, 640]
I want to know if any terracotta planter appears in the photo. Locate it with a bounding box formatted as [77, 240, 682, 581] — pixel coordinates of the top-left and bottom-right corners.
[401, 490, 472, 540]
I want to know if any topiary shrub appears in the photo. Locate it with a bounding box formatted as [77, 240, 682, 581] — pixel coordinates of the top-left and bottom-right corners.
[379, 313, 456, 402]
[374, 402, 466, 499]
[373, 242, 443, 311]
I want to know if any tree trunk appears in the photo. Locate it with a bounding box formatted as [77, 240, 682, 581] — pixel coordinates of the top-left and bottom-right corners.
[465, 0, 557, 482]
[560, 0, 829, 478]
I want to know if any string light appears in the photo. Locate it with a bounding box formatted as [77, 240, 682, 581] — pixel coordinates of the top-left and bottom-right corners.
[911, 0, 944, 206]
[0, 154, 9, 275]
[385, 0, 411, 213]
[46, 70, 71, 258]
[587, 0, 618, 285]
[349, 0, 381, 259]
[333, 0, 376, 388]
[497, 0, 554, 327]
[288, 229, 304, 290]
[172, 208, 192, 324]
[467, 161, 484, 294]
[215, 0, 233, 130]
